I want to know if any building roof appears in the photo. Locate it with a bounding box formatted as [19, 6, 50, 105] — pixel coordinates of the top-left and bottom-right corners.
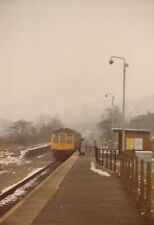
[112, 128, 150, 133]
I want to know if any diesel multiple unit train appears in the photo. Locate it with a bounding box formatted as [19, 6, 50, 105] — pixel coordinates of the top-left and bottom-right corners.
[51, 128, 82, 160]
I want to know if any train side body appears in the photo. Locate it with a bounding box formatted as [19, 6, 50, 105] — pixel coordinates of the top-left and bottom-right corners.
[51, 128, 81, 160]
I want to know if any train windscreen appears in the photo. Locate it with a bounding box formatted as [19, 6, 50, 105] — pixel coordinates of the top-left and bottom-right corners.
[60, 133, 65, 143]
[53, 134, 59, 143]
[66, 134, 73, 143]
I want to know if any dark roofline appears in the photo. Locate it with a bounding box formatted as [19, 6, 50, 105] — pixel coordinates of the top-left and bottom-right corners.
[52, 127, 81, 135]
[112, 128, 150, 133]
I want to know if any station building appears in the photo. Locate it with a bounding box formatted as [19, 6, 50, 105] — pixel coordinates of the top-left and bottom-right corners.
[113, 128, 151, 154]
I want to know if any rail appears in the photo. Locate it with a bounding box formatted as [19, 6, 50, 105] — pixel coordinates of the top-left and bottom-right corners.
[0, 160, 61, 216]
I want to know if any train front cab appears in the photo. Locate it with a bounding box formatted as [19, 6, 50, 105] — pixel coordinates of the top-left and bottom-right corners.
[51, 132, 75, 160]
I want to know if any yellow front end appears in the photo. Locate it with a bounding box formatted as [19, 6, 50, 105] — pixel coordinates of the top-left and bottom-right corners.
[51, 132, 75, 151]
[51, 132, 75, 160]
[52, 143, 74, 150]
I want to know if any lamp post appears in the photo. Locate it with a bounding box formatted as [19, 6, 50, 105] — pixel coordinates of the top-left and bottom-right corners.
[105, 93, 115, 149]
[109, 56, 128, 152]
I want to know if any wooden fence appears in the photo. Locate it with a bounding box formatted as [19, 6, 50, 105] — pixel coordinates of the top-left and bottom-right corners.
[95, 147, 154, 221]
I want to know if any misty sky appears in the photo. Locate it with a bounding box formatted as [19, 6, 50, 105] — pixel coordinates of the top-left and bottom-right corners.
[0, 0, 154, 124]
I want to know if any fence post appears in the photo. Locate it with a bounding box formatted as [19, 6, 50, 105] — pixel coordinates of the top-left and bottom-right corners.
[114, 150, 116, 173]
[102, 150, 104, 167]
[140, 160, 145, 212]
[146, 162, 152, 219]
[131, 158, 135, 193]
[110, 151, 112, 171]
[120, 154, 124, 179]
[98, 148, 101, 166]
[106, 150, 108, 169]
[125, 155, 128, 188]
[135, 158, 139, 204]
[127, 157, 132, 192]
[95, 147, 99, 164]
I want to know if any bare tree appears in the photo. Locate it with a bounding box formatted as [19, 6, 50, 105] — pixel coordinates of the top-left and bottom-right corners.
[8, 120, 35, 145]
[98, 106, 122, 142]
[35, 115, 64, 143]
[3, 115, 64, 147]
[128, 111, 154, 134]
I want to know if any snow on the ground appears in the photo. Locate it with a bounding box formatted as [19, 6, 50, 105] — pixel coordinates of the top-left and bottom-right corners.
[0, 179, 37, 207]
[1, 167, 44, 194]
[20, 143, 50, 158]
[0, 154, 25, 166]
[0, 170, 8, 175]
[90, 161, 110, 177]
[0, 168, 49, 207]
[0, 143, 50, 166]
[23, 167, 44, 179]
[37, 154, 46, 159]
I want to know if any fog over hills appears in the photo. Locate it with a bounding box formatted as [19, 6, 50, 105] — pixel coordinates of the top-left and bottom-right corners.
[0, 95, 154, 136]
[69, 95, 154, 133]
[126, 95, 154, 119]
[66, 95, 154, 127]
[1, 95, 154, 123]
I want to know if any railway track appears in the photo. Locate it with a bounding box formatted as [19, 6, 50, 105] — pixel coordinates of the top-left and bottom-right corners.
[0, 160, 62, 216]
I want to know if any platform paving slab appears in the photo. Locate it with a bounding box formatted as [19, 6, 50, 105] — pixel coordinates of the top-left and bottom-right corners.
[31, 152, 147, 225]
[0, 153, 79, 225]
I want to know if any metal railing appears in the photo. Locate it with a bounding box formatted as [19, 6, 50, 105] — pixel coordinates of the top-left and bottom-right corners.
[95, 147, 153, 221]
[95, 148, 117, 173]
[120, 153, 152, 218]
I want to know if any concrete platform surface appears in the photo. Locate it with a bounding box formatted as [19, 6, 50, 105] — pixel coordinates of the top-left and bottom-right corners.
[0, 152, 79, 225]
[31, 152, 147, 225]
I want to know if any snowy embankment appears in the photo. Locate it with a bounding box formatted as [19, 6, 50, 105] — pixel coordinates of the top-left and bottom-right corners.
[0, 143, 53, 197]
[0, 167, 47, 208]
[1, 167, 44, 194]
[0, 153, 27, 166]
[20, 143, 50, 158]
[0, 143, 50, 167]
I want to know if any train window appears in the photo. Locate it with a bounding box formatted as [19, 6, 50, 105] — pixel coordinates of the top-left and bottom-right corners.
[53, 134, 59, 143]
[66, 134, 73, 143]
[60, 133, 65, 143]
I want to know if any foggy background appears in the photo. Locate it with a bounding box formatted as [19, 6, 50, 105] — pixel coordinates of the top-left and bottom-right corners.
[0, 0, 154, 133]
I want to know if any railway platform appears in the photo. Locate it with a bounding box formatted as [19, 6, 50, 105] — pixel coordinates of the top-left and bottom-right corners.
[0, 149, 148, 225]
